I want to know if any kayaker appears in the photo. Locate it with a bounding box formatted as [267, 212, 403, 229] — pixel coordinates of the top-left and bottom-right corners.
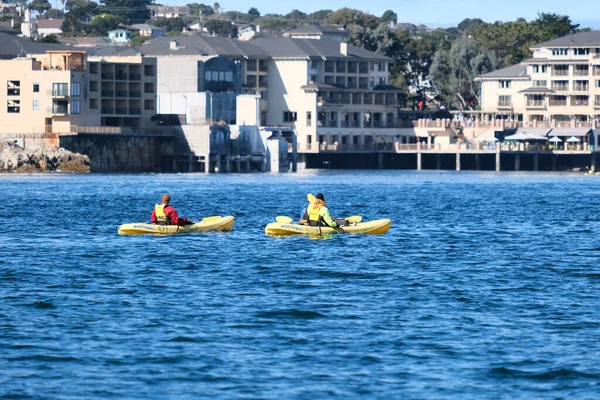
[150, 194, 192, 226]
[304, 193, 338, 228]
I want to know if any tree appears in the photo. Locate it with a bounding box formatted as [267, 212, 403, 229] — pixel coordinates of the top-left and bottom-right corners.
[32, 33, 60, 42]
[381, 10, 397, 24]
[325, 8, 379, 29]
[89, 13, 119, 36]
[187, 3, 214, 17]
[61, 0, 98, 33]
[213, 2, 219, 14]
[153, 17, 185, 34]
[205, 18, 235, 37]
[285, 9, 306, 20]
[306, 9, 332, 22]
[247, 7, 260, 18]
[99, 0, 151, 24]
[457, 18, 484, 33]
[534, 12, 579, 41]
[45, 8, 65, 19]
[28, 0, 51, 14]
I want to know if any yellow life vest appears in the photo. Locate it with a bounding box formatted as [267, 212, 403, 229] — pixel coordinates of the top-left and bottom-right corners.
[307, 204, 321, 224]
[155, 204, 169, 224]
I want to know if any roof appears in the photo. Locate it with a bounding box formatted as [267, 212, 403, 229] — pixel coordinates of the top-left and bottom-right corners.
[131, 24, 164, 31]
[550, 128, 592, 136]
[518, 87, 555, 93]
[532, 30, 600, 48]
[300, 82, 339, 91]
[148, 5, 190, 13]
[38, 19, 63, 30]
[250, 37, 391, 61]
[0, 32, 69, 58]
[284, 25, 347, 35]
[477, 64, 529, 80]
[59, 36, 109, 47]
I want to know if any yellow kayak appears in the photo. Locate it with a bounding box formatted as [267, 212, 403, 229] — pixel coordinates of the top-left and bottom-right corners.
[265, 218, 392, 236]
[118, 216, 235, 235]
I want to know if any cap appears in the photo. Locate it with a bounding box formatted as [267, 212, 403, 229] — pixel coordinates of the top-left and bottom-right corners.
[316, 193, 324, 200]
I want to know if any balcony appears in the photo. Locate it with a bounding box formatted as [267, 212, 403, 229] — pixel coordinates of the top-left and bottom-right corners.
[51, 88, 69, 98]
[574, 85, 589, 92]
[552, 85, 569, 92]
[574, 69, 589, 76]
[594, 101, 600, 108]
[549, 101, 567, 107]
[129, 108, 141, 115]
[101, 73, 114, 80]
[497, 101, 512, 109]
[129, 73, 141, 81]
[101, 90, 114, 97]
[115, 91, 128, 98]
[526, 100, 545, 109]
[129, 91, 141, 98]
[115, 107, 128, 114]
[552, 70, 569, 77]
[115, 72, 128, 80]
[101, 107, 114, 114]
[51, 107, 68, 116]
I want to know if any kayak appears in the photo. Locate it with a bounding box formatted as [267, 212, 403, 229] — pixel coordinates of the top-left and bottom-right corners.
[118, 216, 235, 235]
[265, 218, 392, 236]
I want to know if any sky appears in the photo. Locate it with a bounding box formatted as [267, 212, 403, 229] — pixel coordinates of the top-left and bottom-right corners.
[167, 0, 600, 28]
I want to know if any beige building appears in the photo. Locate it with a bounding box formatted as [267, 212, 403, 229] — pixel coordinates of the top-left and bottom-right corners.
[0, 49, 156, 135]
[478, 31, 600, 129]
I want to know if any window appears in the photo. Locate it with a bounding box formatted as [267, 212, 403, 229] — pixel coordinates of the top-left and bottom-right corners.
[52, 83, 68, 96]
[359, 77, 368, 89]
[310, 59, 318, 69]
[7, 100, 20, 113]
[336, 76, 346, 87]
[574, 48, 590, 55]
[377, 62, 385, 71]
[324, 75, 335, 84]
[211, 71, 219, 81]
[33, 83, 40, 93]
[369, 77, 375, 88]
[498, 95, 511, 106]
[225, 71, 233, 82]
[7, 80, 20, 96]
[533, 80, 547, 87]
[219, 71, 225, 81]
[144, 65, 155, 76]
[542, 65, 547, 73]
[71, 82, 81, 97]
[551, 48, 568, 56]
[306, 111, 312, 127]
[283, 111, 297, 122]
[32, 100, 39, 111]
[205, 71, 211, 81]
[90, 98, 98, 109]
[359, 62, 368, 73]
[533, 65, 539, 73]
[260, 91, 267, 100]
[70, 100, 81, 114]
[498, 80, 511, 88]
[309, 74, 318, 83]
[596, 80, 600, 88]
[378, 77, 386, 85]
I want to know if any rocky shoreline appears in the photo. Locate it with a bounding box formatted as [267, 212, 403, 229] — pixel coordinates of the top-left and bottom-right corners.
[0, 141, 91, 173]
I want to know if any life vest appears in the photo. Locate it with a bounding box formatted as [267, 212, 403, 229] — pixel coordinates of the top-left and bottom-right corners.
[155, 204, 171, 225]
[307, 204, 322, 226]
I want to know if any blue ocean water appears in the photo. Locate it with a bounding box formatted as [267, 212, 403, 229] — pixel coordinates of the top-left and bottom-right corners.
[1, 171, 599, 399]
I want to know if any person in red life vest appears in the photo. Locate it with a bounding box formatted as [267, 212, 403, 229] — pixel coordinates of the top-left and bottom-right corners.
[150, 194, 192, 226]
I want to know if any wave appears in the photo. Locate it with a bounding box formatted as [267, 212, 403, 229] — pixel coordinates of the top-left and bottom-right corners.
[255, 309, 327, 320]
[489, 367, 599, 380]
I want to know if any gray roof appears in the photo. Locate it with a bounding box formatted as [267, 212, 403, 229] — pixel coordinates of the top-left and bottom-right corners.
[518, 87, 555, 93]
[0, 32, 70, 58]
[532, 31, 600, 48]
[285, 25, 347, 35]
[477, 64, 528, 79]
[550, 128, 592, 136]
[38, 19, 64, 29]
[250, 37, 391, 61]
[130, 24, 164, 31]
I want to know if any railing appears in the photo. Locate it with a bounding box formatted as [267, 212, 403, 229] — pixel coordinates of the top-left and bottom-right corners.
[351, 120, 360, 127]
[129, 91, 141, 98]
[552, 86, 569, 91]
[101, 107, 114, 114]
[574, 85, 589, 91]
[549, 101, 567, 107]
[101, 73, 114, 80]
[115, 91, 128, 98]
[497, 102, 512, 107]
[526, 101, 545, 107]
[571, 99, 589, 106]
[373, 121, 382, 128]
[101, 91, 114, 97]
[115, 73, 128, 80]
[574, 69, 589, 76]
[340, 120, 349, 128]
[70, 126, 176, 136]
[115, 107, 127, 114]
[552, 70, 569, 76]
[129, 73, 141, 81]
[52, 107, 68, 115]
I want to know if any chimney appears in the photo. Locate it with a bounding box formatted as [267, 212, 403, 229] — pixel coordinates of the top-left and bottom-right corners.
[340, 42, 347, 56]
[170, 40, 179, 50]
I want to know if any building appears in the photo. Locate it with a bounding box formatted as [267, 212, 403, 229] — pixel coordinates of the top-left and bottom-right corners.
[282, 25, 348, 42]
[130, 23, 165, 38]
[108, 29, 132, 43]
[0, 49, 157, 135]
[148, 5, 190, 19]
[37, 19, 63, 36]
[236, 24, 259, 41]
[477, 30, 600, 134]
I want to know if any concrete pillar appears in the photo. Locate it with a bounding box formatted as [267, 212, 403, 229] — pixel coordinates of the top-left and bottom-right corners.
[456, 151, 461, 171]
[534, 153, 539, 171]
[496, 146, 501, 172]
[417, 152, 422, 170]
[378, 153, 384, 169]
[267, 137, 280, 173]
[515, 153, 520, 171]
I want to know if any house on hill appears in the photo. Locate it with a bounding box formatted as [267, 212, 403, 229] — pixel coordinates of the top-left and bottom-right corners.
[282, 25, 348, 42]
[148, 5, 190, 19]
[37, 19, 64, 37]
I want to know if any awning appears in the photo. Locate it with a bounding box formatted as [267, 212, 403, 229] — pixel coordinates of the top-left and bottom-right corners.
[516, 128, 552, 136]
[549, 128, 592, 136]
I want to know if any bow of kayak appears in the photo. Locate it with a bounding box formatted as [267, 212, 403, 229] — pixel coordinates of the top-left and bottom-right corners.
[118, 216, 235, 235]
[265, 218, 391, 236]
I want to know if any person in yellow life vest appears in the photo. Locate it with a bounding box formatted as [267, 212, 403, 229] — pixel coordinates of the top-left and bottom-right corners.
[304, 193, 338, 228]
[150, 194, 191, 226]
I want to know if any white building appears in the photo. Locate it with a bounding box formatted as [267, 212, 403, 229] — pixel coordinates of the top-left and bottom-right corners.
[37, 19, 63, 36]
[477, 30, 600, 134]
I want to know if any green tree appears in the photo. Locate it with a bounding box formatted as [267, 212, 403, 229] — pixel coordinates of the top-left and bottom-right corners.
[213, 2, 220, 13]
[285, 9, 306, 20]
[89, 13, 119, 36]
[381, 10, 397, 24]
[205, 18, 236, 37]
[325, 8, 379, 29]
[457, 18, 484, 33]
[32, 33, 60, 42]
[306, 9, 332, 22]
[45, 8, 65, 19]
[533, 12, 579, 41]
[153, 17, 185, 34]
[61, 0, 98, 33]
[28, 0, 51, 14]
[187, 3, 214, 17]
[247, 7, 260, 18]
[99, 0, 151, 24]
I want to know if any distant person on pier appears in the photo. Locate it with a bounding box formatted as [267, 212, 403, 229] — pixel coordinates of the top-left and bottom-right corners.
[302, 193, 338, 228]
[150, 194, 192, 226]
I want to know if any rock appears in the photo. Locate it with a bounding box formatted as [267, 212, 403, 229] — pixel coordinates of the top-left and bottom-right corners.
[0, 140, 91, 173]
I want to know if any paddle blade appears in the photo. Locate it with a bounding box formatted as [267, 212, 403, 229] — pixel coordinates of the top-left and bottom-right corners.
[345, 216, 362, 223]
[276, 216, 293, 224]
[307, 193, 316, 203]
